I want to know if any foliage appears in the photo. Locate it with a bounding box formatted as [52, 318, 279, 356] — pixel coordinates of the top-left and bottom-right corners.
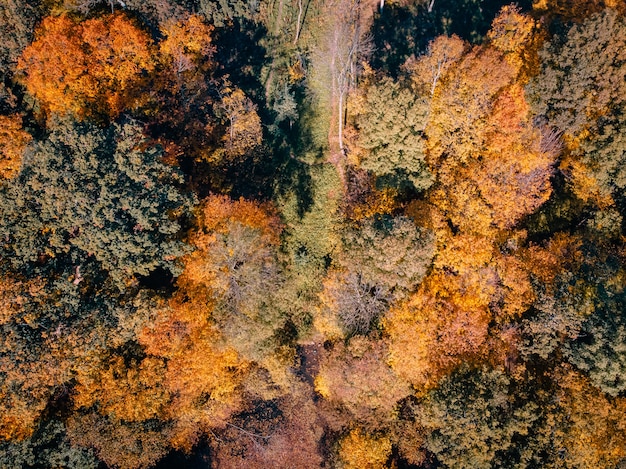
[18, 13, 156, 120]
[0, 119, 192, 286]
[355, 76, 432, 190]
[527, 9, 626, 205]
[0, 114, 31, 179]
[0, 0, 39, 78]
[314, 337, 411, 430]
[2, 2, 626, 468]
[178, 194, 285, 362]
[337, 427, 392, 469]
[340, 214, 434, 297]
[417, 365, 538, 469]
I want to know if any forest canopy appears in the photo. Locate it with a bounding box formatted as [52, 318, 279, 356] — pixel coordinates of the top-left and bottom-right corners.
[1, 1, 626, 468]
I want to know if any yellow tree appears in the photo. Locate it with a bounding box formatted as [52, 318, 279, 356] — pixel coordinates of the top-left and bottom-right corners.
[0, 114, 31, 180]
[217, 87, 263, 161]
[337, 427, 392, 469]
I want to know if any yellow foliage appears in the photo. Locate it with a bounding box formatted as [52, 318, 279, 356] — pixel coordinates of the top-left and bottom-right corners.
[216, 87, 263, 160]
[288, 60, 305, 83]
[564, 156, 614, 207]
[488, 5, 540, 78]
[0, 115, 31, 180]
[160, 14, 214, 69]
[348, 187, 399, 222]
[385, 274, 490, 389]
[554, 366, 626, 468]
[434, 233, 495, 275]
[73, 355, 169, 422]
[406, 35, 467, 97]
[338, 428, 392, 469]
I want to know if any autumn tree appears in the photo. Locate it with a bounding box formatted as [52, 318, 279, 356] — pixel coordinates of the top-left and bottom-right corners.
[548, 365, 626, 468]
[0, 119, 192, 286]
[18, 13, 156, 120]
[216, 87, 263, 161]
[487, 5, 543, 80]
[0, 259, 161, 449]
[175, 194, 287, 366]
[384, 272, 492, 388]
[66, 412, 171, 469]
[314, 337, 411, 431]
[0, 114, 31, 179]
[336, 427, 392, 469]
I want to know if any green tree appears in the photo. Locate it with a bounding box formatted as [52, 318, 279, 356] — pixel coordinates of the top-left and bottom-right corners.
[0, 0, 39, 77]
[0, 118, 193, 287]
[356, 77, 432, 191]
[417, 365, 538, 469]
[528, 9, 626, 134]
[340, 214, 434, 298]
[527, 9, 626, 205]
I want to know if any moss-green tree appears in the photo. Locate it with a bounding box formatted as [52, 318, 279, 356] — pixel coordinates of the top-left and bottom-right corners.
[356, 77, 432, 191]
[0, 119, 192, 286]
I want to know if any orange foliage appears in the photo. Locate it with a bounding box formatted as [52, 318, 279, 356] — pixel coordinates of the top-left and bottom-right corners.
[385, 273, 491, 389]
[138, 296, 246, 451]
[194, 194, 281, 243]
[18, 13, 155, 119]
[73, 355, 169, 422]
[346, 187, 399, 222]
[426, 46, 516, 166]
[521, 233, 583, 285]
[476, 84, 555, 228]
[179, 194, 281, 295]
[159, 14, 215, 76]
[0, 114, 31, 179]
[428, 80, 554, 232]
[488, 5, 543, 79]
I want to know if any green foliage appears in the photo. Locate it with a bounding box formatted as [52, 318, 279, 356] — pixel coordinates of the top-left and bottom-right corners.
[279, 163, 342, 268]
[565, 298, 626, 397]
[0, 0, 39, 76]
[575, 117, 626, 198]
[357, 77, 432, 191]
[417, 365, 538, 469]
[527, 9, 626, 202]
[0, 419, 99, 469]
[519, 273, 590, 360]
[340, 214, 434, 299]
[199, 0, 260, 27]
[0, 119, 193, 286]
[528, 9, 626, 137]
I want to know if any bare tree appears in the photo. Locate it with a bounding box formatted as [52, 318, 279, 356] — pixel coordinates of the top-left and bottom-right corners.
[328, 0, 372, 154]
[73, 0, 126, 14]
